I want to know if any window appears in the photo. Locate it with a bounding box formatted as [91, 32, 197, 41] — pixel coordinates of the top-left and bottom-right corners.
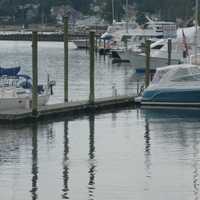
[151, 70, 169, 84]
[151, 44, 164, 50]
[172, 74, 200, 82]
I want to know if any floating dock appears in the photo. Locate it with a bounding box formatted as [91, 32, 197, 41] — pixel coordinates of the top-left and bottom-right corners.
[0, 96, 135, 122]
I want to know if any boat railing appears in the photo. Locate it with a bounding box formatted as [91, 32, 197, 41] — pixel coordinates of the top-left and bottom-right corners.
[0, 75, 23, 88]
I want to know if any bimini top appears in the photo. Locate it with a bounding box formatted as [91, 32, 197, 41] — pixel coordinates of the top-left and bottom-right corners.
[0, 66, 21, 76]
[150, 64, 200, 88]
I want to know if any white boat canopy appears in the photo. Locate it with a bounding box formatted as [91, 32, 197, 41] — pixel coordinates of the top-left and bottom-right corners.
[150, 64, 200, 87]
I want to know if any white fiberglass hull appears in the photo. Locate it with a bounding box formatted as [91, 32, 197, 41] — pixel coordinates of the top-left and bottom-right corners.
[73, 39, 89, 49]
[118, 50, 181, 71]
[0, 94, 50, 111]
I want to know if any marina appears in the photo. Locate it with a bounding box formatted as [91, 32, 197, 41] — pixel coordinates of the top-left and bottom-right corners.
[1, 0, 200, 199]
[0, 22, 139, 122]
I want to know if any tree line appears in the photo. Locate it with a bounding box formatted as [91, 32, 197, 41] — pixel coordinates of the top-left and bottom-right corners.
[0, 0, 197, 24]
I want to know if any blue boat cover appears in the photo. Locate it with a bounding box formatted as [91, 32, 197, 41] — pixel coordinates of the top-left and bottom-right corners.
[0, 66, 21, 76]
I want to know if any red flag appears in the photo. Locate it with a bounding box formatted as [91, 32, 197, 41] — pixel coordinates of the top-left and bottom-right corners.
[182, 29, 189, 57]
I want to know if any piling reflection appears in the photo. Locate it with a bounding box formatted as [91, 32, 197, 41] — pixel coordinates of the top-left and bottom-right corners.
[62, 120, 70, 199]
[30, 123, 38, 200]
[144, 118, 151, 172]
[88, 115, 96, 200]
[144, 118, 152, 190]
[0, 122, 54, 200]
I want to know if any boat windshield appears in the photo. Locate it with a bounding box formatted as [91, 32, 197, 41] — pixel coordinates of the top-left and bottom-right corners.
[0, 76, 31, 88]
[171, 73, 200, 82]
[152, 65, 200, 85]
[151, 69, 169, 84]
[170, 66, 200, 81]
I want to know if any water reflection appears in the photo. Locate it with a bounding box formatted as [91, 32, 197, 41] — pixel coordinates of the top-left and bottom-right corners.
[144, 118, 152, 182]
[192, 133, 200, 200]
[143, 118, 152, 194]
[62, 121, 70, 199]
[88, 115, 96, 200]
[0, 122, 54, 200]
[30, 123, 38, 200]
[141, 107, 200, 200]
[141, 107, 200, 146]
[2, 107, 200, 200]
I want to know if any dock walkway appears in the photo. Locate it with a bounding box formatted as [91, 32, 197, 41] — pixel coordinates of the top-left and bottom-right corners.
[0, 96, 135, 122]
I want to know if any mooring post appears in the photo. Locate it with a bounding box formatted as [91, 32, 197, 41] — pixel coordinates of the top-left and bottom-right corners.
[145, 40, 151, 88]
[32, 31, 38, 116]
[95, 35, 98, 53]
[98, 36, 101, 48]
[103, 39, 106, 54]
[86, 39, 88, 52]
[89, 31, 95, 103]
[168, 39, 172, 65]
[64, 17, 69, 102]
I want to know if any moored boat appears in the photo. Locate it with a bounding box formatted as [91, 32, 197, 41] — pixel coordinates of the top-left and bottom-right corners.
[73, 39, 89, 49]
[141, 64, 200, 106]
[0, 67, 55, 110]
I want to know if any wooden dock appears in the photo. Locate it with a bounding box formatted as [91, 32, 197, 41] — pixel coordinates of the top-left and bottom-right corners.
[0, 32, 100, 42]
[0, 96, 135, 122]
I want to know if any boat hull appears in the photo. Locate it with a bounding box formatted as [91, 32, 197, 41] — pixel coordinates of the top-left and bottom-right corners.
[141, 89, 200, 106]
[118, 50, 181, 72]
[73, 39, 89, 49]
[0, 94, 50, 111]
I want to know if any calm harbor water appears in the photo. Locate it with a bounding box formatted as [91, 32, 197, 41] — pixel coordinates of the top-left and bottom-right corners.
[1, 108, 200, 200]
[0, 41, 200, 200]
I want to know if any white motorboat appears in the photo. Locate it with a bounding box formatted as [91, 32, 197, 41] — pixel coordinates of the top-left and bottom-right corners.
[111, 20, 177, 59]
[0, 67, 54, 110]
[118, 26, 200, 71]
[141, 64, 200, 106]
[73, 39, 89, 49]
[0, 87, 50, 110]
[118, 39, 182, 72]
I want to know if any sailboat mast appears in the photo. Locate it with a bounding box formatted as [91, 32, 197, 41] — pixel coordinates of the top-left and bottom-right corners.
[126, 0, 129, 33]
[195, 0, 199, 63]
[112, 0, 115, 23]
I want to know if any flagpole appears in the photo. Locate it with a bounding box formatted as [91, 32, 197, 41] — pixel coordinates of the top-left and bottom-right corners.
[112, 0, 115, 24]
[126, 0, 129, 33]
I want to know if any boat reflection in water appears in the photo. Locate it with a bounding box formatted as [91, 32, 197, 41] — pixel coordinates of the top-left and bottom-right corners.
[141, 107, 200, 200]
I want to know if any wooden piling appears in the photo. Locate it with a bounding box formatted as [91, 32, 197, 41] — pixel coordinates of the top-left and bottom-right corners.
[168, 39, 172, 65]
[145, 40, 151, 88]
[89, 31, 95, 103]
[64, 17, 69, 102]
[103, 39, 106, 50]
[32, 31, 38, 116]
[86, 39, 88, 51]
[95, 35, 98, 53]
